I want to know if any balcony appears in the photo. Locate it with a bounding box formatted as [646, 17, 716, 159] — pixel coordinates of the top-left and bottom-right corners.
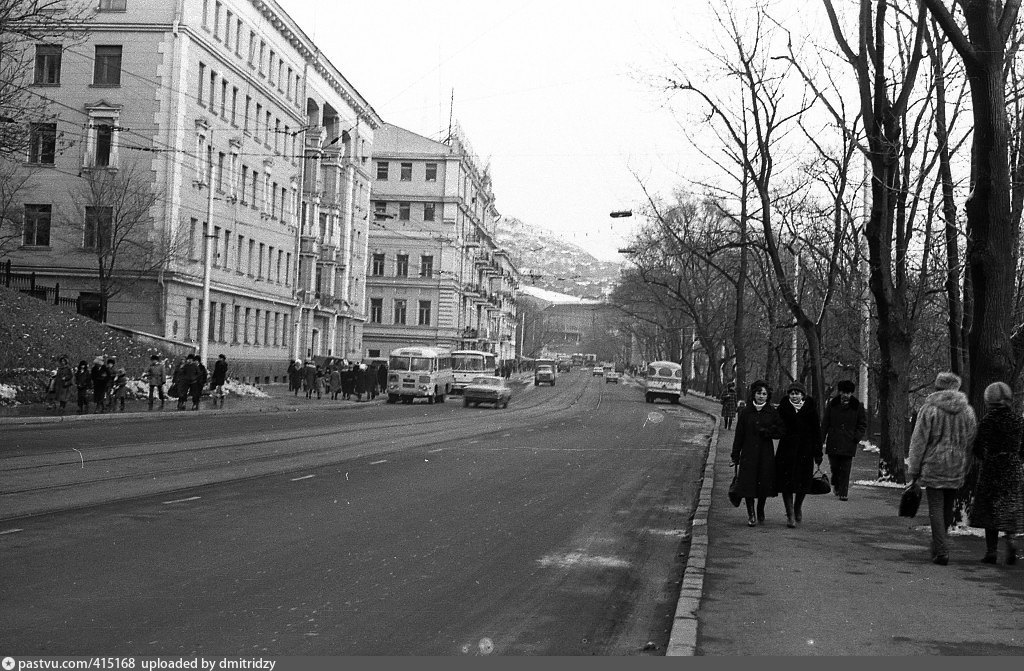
[299, 236, 319, 255]
[319, 244, 338, 263]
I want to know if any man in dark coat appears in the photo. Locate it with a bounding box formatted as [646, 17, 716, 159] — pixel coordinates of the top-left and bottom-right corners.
[91, 357, 113, 413]
[821, 379, 867, 501]
[775, 382, 823, 527]
[376, 362, 388, 396]
[210, 354, 228, 404]
[180, 355, 199, 410]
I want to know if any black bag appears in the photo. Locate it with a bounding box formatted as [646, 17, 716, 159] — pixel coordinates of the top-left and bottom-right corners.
[899, 481, 922, 517]
[728, 466, 742, 507]
[809, 467, 831, 495]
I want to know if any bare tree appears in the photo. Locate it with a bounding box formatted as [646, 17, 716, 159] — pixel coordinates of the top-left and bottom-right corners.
[0, 156, 32, 254]
[61, 162, 179, 322]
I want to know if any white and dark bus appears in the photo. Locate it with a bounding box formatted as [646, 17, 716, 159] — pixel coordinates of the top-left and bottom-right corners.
[451, 350, 498, 394]
[386, 346, 454, 404]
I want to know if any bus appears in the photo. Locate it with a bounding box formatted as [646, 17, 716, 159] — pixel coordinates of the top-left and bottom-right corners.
[386, 346, 455, 404]
[451, 349, 498, 394]
[645, 360, 683, 404]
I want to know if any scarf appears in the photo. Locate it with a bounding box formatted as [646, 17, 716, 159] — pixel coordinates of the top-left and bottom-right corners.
[753, 401, 767, 411]
[791, 399, 804, 412]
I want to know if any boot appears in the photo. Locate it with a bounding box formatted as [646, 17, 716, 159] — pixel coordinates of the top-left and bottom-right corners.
[783, 493, 796, 528]
[756, 499, 766, 524]
[794, 493, 804, 523]
[745, 499, 756, 527]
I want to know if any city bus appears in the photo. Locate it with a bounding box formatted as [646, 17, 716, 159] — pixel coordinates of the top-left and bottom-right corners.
[645, 360, 683, 404]
[451, 349, 498, 394]
[386, 346, 455, 404]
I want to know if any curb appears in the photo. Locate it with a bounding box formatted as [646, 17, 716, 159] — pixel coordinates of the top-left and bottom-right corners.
[666, 399, 719, 656]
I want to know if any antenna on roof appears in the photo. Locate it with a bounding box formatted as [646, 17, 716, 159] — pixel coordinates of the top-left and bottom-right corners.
[446, 88, 454, 145]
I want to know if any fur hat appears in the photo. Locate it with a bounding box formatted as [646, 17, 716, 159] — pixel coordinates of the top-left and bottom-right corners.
[837, 379, 856, 393]
[934, 371, 961, 391]
[787, 382, 806, 395]
[984, 381, 1013, 408]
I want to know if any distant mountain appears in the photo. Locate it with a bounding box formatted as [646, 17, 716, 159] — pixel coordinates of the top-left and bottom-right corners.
[494, 217, 622, 300]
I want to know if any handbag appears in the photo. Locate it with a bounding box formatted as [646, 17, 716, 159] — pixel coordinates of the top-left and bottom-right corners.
[728, 466, 742, 507]
[899, 481, 922, 517]
[809, 467, 831, 495]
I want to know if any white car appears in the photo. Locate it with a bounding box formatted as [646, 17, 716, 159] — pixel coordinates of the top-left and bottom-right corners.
[605, 370, 620, 383]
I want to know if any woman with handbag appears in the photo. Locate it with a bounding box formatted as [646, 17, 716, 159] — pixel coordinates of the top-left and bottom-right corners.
[968, 381, 1024, 565]
[730, 380, 786, 527]
[775, 382, 824, 527]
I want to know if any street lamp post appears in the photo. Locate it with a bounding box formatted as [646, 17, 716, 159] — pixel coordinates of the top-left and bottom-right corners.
[199, 130, 215, 365]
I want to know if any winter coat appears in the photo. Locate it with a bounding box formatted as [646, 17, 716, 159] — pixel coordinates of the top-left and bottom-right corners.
[196, 363, 208, 389]
[211, 359, 228, 387]
[906, 389, 977, 489]
[775, 397, 823, 494]
[181, 360, 200, 385]
[968, 406, 1024, 533]
[720, 390, 737, 419]
[287, 362, 302, 390]
[730, 402, 786, 499]
[91, 364, 112, 394]
[302, 363, 318, 390]
[74, 367, 91, 393]
[147, 362, 166, 387]
[329, 369, 342, 393]
[54, 363, 74, 403]
[822, 395, 867, 458]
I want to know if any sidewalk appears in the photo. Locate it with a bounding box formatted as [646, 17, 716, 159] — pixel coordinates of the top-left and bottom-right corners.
[674, 394, 1024, 656]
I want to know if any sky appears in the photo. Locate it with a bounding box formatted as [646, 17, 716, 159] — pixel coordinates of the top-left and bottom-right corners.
[275, 0, 716, 262]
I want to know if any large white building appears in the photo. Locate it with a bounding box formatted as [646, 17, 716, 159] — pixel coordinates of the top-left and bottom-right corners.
[364, 123, 520, 364]
[2, 0, 381, 380]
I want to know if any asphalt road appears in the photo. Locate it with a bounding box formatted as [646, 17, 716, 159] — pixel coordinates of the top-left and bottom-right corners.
[0, 371, 713, 655]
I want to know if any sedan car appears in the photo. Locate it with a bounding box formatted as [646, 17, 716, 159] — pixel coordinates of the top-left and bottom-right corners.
[605, 370, 620, 383]
[463, 375, 512, 409]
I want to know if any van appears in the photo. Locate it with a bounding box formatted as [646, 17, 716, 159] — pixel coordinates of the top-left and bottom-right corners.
[535, 359, 557, 385]
[644, 361, 683, 404]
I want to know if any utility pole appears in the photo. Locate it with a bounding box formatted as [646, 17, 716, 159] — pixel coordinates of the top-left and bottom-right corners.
[199, 129, 215, 365]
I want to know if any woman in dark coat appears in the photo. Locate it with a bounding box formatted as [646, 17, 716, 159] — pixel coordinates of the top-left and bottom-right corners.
[287, 360, 302, 396]
[968, 381, 1024, 565]
[775, 382, 823, 527]
[730, 380, 785, 527]
[53, 356, 74, 414]
[720, 382, 738, 429]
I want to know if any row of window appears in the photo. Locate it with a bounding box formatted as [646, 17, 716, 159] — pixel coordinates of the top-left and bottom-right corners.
[183, 297, 290, 348]
[201, 0, 303, 110]
[28, 118, 116, 167]
[370, 253, 434, 278]
[34, 44, 122, 87]
[21, 204, 111, 249]
[189, 218, 292, 285]
[197, 62, 298, 161]
[376, 161, 438, 182]
[373, 201, 436, 222]
[368, 298, 432, 326]
[197, 135, 294, 223]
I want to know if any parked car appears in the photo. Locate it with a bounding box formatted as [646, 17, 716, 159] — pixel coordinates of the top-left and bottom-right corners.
[605, 369, 620, 383]
[592, 365, 604, 377]
[535, 364, 556, 386]
[463, 375, 512, 408]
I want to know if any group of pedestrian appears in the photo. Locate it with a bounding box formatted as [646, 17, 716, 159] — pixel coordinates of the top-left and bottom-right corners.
[287, 358, 386, 402]
[725, 371, 1024, 568]
[47, 355, 128, 414]
[728, 378, 866, 529]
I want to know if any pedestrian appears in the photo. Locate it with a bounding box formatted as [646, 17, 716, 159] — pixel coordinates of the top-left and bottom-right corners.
[111, 367, 129, 412]
[361, 363, 377, 401]
[74, 360, 91, 414]
[342, 363, 356, 400]
[210, 354, 228, 404]
[53, 356, 74, 414]
[314, 365, 324, 400]
[774, 382, 823, 528]
[288, 359, 302, 396]
[906, 371, 978, 566]
[821, 379, 867, 501]
[302, 359, 318, 399]
[193, 356, 208, 410]
[353, 363, 368, 401]
[720, 382, 738, 430]
[146, 354, 167, 407]
[730, 380, 785, 527]
[376, 361, 388, 398]
[968, 381, 1023, 565]
[91, 357, 112, 413]
[171, 358, 186, 409]
[179, 355, 199, 410]
[43, 369, 57, 410]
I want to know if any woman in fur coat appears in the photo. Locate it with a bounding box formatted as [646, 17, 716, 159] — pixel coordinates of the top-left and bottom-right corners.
[730, 380, 786, 527]
[775, 382, 823, 528]
[968, 381, 1023, 565]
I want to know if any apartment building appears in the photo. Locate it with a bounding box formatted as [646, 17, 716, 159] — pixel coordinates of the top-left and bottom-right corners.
[2, 0, 380, 380]
[364, 123, 520, 363]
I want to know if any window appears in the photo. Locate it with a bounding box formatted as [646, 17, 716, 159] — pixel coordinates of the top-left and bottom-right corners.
[93, 120, 114, 167]
[93, 46, 122, 86]
[285, 253, 291, 285]
[425, 162, 437, 182]
[396, 254, 408, 277]
[235, 19, 243, 56]
[213, 1, 221, 38]
[376, 161, 388, 180]
[400, 162, 412, 181]
[216, 152, 225, 191]
[268, 50, 276, 85]
[208, 69, 216, 109]
[243, 95, 251, 133]
[258, 40, 265, 74]
[236, 235, 244, 272]
[34, 45, 61, 85]
[243, 307, 251, 343]
[225, 11, 233, 46]
[248, 239, 255, 276]
[420, 255, 434, 278]
[197, 63, 206, 105]
[370, 298, 383, 324]
[28, 123, 56, 164]
[258, 243, 265, 278]
[373, 201, 387, 218]
[99, 0, 127, 10]
[220, 79, 227, 118]
[248, 30, 256, 63]
[231, 86, 238, 125]
[84, 206, 113, 251]
[254, 309, 260, 345]
[219, 303, 227, 342]
[185, 298, 194, 341]
[394, 299, 407, 325]
[371, 253, 385, 276]
[399, 202, 410, 221]
[418, 300, 431, 326]
[423, 202, 435, 222]
[232, 305, 240, 343]
[22, 204, 51, 246]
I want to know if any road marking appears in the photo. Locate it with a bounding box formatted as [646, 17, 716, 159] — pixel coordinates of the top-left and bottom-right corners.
[369, 459, 388, 465]
[427, 448, 445, 453]
[162, 496, 201, 505]
[291, 475, 315, 481]
[537, 552, 630, 569]
[0, 528, 24, 535]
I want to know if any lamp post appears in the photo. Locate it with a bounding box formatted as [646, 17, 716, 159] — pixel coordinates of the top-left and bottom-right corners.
[199, 129, 215, 365]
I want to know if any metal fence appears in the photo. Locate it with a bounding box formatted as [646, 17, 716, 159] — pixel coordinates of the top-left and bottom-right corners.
[0, 260, 99, 318]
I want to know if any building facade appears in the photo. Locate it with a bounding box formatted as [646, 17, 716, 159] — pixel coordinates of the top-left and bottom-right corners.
[2, 0, 380, 381]
[363, 123, 519, 363]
